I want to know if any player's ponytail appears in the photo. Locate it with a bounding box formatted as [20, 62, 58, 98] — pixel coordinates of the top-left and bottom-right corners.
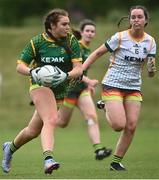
[72, 28, 81, 40]
[117, 16, 129, 29]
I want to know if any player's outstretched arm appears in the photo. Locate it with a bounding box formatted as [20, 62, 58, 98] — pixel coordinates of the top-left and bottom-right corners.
[82, 44, 108, 70]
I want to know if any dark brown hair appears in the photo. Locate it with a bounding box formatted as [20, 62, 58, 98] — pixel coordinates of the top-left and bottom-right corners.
[43, 8, 72, 54]
[79, 19, 96, 31]
[72, 29, 81, 40]
[44, 8, 68, 33]
[72, 19, 96, 40]
[118, 5, 149, 28]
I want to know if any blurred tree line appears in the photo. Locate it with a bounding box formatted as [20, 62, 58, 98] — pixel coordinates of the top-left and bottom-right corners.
[0, 0, 159, 26]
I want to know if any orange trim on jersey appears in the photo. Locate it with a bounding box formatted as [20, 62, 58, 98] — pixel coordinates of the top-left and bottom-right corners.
[108, 32, 122, 69]
[128, 29, 145, 42]
[108, 52, 116, 69]
[148, 37, 154, 53]
[102, 31, 123, 81]
[118, 32, 122, 49]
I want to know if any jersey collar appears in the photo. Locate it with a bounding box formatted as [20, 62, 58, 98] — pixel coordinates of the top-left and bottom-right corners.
[127, 29, 145, 42]
[42, 33, 55, 42]
[79, 40, 89, 49]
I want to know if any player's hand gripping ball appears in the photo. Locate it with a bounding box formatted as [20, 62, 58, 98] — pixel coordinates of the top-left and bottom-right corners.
[37, 65, 59, 87]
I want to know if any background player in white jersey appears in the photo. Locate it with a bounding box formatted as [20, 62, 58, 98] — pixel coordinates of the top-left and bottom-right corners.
[2, 8, 83, 174]
[83, 5, 156, 171]
[57, 19, 112, 160]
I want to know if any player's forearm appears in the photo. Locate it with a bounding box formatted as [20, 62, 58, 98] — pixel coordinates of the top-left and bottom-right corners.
[82, 52, 97, 70]
[82, 76, 90, 84]
[68, 63, 83, 78]
[16, 63, 31, 76]
[83, 44, 107, 70]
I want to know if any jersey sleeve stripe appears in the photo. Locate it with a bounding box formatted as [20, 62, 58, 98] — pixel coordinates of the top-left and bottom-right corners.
[17, 60, 29, 66]
[71, 57, 82, 62]
[30, 40, 36, 57]
[105, 42, 113, 52]
[70, 34, 74, 45]
[147, 54, 155, 57]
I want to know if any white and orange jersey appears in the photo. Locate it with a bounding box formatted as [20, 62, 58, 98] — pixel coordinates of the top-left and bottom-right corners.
[102, 29, 156, 91]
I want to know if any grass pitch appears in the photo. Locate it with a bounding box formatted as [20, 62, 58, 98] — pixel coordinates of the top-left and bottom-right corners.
[0, 22, 159, 178]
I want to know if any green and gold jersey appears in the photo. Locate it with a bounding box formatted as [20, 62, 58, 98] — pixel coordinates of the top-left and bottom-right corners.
[67, 40, 91, 93]
[17, 33, 82, 100]
[79, 40, 91, 76]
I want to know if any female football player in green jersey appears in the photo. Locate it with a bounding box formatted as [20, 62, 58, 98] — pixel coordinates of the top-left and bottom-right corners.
[83, 6, 156, 171]
[2, 8, 83, 174]
[57, 19, 112, 160]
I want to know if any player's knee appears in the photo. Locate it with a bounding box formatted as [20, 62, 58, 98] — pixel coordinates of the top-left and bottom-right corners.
[125, 123, 137, 134]
[86, 118, 97, 126]
[85, 112, 98, 126]
[111, 122, 125, 132]
[86, 112, 97, 121]
[44, 116, 57, 127]
[57, 115, 70, 128]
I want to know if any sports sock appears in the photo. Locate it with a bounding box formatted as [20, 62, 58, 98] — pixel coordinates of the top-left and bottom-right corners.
[112, 155, 123, 163]
[43, 150, 53, 160]
[10, 141, 18, 154]
[93, 143, 103, 151]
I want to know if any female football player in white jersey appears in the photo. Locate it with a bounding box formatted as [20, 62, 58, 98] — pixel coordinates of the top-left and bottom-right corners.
[2, 8, 83, 174]
[83, 5, 156, 171]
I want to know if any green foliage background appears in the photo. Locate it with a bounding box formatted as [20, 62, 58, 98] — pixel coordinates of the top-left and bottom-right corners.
[0, 3, 159, 179]
[1, 0, 159, 26]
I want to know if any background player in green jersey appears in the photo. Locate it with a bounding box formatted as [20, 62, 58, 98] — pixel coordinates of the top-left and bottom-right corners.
[83, 6, 156, 171]
[2, 8, 83, 174]
[57, 19, 112, 160]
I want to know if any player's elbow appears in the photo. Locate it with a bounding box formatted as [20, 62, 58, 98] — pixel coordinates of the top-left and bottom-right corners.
[16, 64, 21, 73]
